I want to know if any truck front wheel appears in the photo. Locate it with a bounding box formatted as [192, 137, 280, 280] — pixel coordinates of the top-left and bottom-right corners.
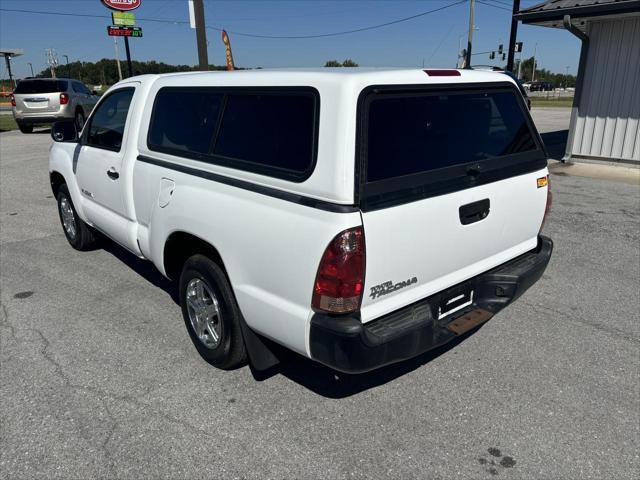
[179, 254, 247, 369]
[56, 184, 97, 250]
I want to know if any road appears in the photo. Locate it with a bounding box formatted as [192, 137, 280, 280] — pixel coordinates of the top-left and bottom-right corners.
[1, 112, 639, 479]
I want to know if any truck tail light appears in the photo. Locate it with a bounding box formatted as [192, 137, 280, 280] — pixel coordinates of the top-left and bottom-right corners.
[539, 175, 552, 233]
[59, 93, 69, 105]
[10, 94, 15, 107]
[312, 226, 365, 314]
[423, 69, 461, 76]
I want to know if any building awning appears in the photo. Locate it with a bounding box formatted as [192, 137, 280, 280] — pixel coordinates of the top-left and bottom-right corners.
[515, 0, 640, 28]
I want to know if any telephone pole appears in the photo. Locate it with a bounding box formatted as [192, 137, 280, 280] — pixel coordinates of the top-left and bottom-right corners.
[46, 48, 58, 78]
[464, 0, 475, 68]
[192, 0, 209, 70]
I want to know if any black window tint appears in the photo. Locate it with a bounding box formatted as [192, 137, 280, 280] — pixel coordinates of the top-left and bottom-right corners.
[214, 93, 315, 176]
[149, 90, 222, 155]
[14, 80, 68, 94]
[366, 90, 536, 182]
[86, 88, 134, 151]
[72, 82, 82, 93]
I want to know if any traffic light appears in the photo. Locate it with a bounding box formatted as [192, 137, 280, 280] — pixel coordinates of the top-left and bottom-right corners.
[498, 44, 503, 54]
[502, 53, 506, 61]
[489, 51, 495, 60]
[515, 42, 523, 53]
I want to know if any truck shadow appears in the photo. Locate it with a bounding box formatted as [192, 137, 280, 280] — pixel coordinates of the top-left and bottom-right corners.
[102, 236, 482, 398]
[540, 129, 568, 160]
[254, 331, 479, 398]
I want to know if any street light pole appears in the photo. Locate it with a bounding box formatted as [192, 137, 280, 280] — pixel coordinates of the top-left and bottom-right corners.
[27, 62, 34, 77]
[63, 55, 69, 78]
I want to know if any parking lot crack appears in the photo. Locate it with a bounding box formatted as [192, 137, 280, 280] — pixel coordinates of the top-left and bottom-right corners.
[521, 301, 639, 344]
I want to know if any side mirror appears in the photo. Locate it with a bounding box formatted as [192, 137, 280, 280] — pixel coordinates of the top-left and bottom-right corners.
[51, 120, 78, 143]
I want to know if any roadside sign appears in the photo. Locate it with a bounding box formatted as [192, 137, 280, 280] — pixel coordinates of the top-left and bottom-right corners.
[101, 0, 141, 11]
[112, 12, 136, 26]
[107, 25, 143, 38]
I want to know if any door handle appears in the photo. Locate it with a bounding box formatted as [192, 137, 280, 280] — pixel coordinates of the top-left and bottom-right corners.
[106, 168, 119, 180]
[459, 198, 490, 225]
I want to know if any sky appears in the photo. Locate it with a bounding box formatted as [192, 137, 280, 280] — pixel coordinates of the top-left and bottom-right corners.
[0, 0, 581, 80]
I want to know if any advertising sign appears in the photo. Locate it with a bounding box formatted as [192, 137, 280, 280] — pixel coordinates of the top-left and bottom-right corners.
[221, 30, 235, 71]
[112, 12, 136, 26]
[107, 25, 143, 38]
[101, 0, 141, 12]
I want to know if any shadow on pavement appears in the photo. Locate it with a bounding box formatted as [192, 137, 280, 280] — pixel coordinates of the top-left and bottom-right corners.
[100, 221, 483, 399]
[540, 129, 568, 160]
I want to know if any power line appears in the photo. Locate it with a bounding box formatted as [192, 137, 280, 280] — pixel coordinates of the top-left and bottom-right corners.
[0, 2, 467, 39]
[476, 1, 512, 12]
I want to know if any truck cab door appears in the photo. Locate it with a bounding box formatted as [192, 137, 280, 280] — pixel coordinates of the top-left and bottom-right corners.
[75, 86, 138, 252]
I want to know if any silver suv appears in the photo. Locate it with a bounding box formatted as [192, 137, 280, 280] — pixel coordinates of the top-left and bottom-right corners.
[11, 78, 99, 134]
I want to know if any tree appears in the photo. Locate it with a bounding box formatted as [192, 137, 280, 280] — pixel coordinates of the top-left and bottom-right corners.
[513, 56, 576, 87]
[324, 59, 359, 67]
[30, 58, 228, 87]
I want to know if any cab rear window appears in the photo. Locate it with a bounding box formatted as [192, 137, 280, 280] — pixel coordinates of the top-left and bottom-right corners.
[366, 89, 537, 182]
[14, 80, 68, 94]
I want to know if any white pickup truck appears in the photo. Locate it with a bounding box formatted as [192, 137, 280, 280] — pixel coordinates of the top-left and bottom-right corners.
[48, 68, 553, 373]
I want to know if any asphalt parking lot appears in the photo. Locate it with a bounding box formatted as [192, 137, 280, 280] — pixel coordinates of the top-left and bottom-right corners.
[1, 111, 639, 479]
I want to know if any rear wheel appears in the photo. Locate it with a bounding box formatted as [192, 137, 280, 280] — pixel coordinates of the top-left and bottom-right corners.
[179, 255, 247, 369]
[18, 124, 33, 134]
[56, 184, 97, 250]
[75, 109, 85, 132]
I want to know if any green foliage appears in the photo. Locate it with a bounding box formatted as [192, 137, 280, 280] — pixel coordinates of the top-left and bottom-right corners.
[324, 59, 359, 67]
[32, 58, 229, 87]
[514, 57, 576, 87]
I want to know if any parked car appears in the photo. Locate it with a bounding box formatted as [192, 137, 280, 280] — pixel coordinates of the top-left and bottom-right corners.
[11, 78, 99, 133]
[529, 81, 554, 92]
[48, 69, 553, 373]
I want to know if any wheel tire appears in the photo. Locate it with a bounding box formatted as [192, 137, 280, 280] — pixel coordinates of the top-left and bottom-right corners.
[75, 109, 85, 132]
[179, 255, 247, 370]
[18, 124, 33, 134]
[56, 184, 97, 251]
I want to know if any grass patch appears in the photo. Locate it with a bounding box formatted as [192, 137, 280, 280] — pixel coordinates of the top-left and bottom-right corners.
[0, 115, 18, 132]
[530, 97, 574, 108]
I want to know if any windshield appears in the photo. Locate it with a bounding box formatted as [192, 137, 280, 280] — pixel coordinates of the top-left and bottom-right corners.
[14, 80, 68, 94]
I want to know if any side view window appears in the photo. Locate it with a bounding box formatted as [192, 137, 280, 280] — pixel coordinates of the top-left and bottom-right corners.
[86, 88, 134, 152]
[147, 87, 318, 181]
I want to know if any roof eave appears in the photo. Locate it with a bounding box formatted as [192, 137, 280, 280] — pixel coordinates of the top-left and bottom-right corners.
[515, 0, 640, 24]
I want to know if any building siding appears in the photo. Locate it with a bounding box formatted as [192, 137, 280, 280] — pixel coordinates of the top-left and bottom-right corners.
[570, 16, 640, 163]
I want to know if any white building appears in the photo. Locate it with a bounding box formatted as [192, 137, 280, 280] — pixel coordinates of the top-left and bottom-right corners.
[517, 0, 640, 164]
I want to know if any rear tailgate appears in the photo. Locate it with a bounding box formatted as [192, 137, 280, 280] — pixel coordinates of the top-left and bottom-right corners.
[13, 79, 66, 114]
[357, 82, 549, 323]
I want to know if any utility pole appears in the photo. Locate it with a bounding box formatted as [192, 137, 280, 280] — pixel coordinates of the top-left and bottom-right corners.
[531, 43, 537, 82]
[517, 46, 523, 79]
[192, 0, 209, 70]
[27, 62, 34, 77]
[124, 36, 133, 77]
[4, 55, 15, 87]
[63, 54, 69, 78]
[464, 0, 475, 69]
[46, 48, 58, 78]
[114, 36, 123, 81]
[506, 0, 520, 72]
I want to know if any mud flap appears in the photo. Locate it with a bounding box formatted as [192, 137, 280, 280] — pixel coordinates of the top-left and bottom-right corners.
[238, 315, 280, 371]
